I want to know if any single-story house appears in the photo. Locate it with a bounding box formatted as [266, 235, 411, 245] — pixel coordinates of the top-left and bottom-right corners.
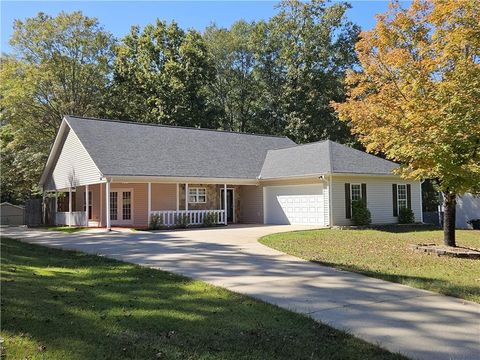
[39, 116, 422, 229]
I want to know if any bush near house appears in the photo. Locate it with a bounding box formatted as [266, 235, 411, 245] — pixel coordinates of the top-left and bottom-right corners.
[467, 219, 480, 230]
[398, 207, 415, 224]
[351, 200, 371, 226]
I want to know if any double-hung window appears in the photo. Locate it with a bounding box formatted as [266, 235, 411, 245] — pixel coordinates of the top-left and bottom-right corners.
[351, 184, 362, 202]
[397, 184, 408, 210]
[188, 187, 206, 203]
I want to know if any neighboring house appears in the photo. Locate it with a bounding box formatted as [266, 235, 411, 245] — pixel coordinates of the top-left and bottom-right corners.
[0, 202, 25, 226]
[39, 116, 422, 229]
[434, 193, 480, 229]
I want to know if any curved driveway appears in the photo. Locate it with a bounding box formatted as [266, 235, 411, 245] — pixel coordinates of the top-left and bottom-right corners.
[2, 225, 479, 360]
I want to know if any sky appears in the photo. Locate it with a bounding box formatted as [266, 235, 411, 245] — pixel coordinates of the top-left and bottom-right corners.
[1, 1, 403, 54]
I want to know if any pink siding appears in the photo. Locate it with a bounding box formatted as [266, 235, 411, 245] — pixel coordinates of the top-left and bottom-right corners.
[152, 183, 177, 210]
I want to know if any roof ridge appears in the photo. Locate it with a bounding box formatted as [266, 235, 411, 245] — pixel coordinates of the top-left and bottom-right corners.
[265, 139, 330, 153]
[65, 115, 292, 140]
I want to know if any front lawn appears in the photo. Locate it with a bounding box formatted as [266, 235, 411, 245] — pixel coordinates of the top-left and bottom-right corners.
[0, 238, 405, 360]
[260, 228, 480, 303]
[47, 226, 87, 233]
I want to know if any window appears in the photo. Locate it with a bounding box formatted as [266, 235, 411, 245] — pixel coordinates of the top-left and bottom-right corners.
[397, 184, 408, 210]
[57, 192, 76, 212]
[351, 184, 362, 202]
[110, 192, 117, 220]
[188, 187, 206, 203]
[83, 191, 92, 220]
[122, 191, 131, 220]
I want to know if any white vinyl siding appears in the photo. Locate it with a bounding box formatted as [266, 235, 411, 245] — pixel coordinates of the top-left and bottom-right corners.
[331, 176, 422, 226]
[45, 127, 102, 190]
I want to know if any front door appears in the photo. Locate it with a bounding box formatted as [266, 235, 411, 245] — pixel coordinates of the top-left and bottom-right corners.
[220, 188, 234, 222]
[110, 189, 133, 225]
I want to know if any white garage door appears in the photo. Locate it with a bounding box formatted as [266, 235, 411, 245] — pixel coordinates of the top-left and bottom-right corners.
[264, 184, 326, 225]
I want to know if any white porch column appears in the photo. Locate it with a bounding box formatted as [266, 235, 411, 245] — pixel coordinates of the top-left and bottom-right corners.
[147, 182, 152, 221]
[106, 181, 111, 230]
[55, 192, 58, 213]
[176, 183, 179, 211]
[224, 183, 227, 225]
[85, 184, 89, 227]
[185, 183, 189, 213]
[68, 187, 72, 227]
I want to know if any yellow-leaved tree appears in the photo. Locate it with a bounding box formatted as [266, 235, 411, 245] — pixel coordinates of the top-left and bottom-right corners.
[333, 0, 480, 246]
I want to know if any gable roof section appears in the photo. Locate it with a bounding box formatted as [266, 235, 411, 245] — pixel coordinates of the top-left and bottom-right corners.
[64, 116, 296, 179]
[259, 140, 398, 179]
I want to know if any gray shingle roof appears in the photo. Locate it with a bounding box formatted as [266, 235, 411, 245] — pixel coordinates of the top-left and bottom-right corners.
[259, 140, 398, 179]
[65, 116, 296, 179]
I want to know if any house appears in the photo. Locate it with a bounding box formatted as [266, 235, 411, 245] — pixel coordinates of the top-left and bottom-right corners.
[0, 202, 25, 226]
[434, 193, 480, 229]
[39, 116, 423, 229]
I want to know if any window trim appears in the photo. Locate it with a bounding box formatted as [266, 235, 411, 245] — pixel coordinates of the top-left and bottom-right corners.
[397, 184, 408, 211]
[188, 187, 207, 204]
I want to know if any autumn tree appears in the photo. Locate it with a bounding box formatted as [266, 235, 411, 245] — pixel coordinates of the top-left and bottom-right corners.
[0, 12, 114, 202]
[334, 0, 480, 246]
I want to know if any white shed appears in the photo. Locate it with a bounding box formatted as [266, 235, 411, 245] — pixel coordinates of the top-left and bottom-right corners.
[0, 202, 25, 226]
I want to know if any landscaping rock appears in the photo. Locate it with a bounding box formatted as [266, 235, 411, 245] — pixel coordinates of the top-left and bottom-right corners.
[410, 244, 480, 259]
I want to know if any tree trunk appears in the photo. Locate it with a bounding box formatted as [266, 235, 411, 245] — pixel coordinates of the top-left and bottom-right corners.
[443, 192, 456, 247]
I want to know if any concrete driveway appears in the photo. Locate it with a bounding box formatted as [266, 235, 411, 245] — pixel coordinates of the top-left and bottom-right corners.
[2, 225, 479, 360]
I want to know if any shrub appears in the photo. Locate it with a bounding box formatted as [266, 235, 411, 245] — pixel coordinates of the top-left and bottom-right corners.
[149, 214, 160, 230]
[467, 219, 480, 230]
[398, 207, 415, 224]
[203, 212, 217, 227]
[175, 213, 189, 228]
[351, 200, 371, 226]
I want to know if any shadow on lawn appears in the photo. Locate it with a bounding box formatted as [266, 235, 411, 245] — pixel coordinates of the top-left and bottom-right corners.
[1, 238, 405, 360]
[310, 259, 480, 301]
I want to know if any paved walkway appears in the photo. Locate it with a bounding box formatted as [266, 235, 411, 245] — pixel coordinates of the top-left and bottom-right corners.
[2, 225, 479, 360]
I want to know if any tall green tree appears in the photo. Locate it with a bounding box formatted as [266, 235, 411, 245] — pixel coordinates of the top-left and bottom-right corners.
[0, 11, 114, 202]
[271, 0, 360, 143]
[205, 21, 259, 132]
[107, 21, 217, 128]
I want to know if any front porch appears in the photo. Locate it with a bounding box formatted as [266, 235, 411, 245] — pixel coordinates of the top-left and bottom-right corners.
[49, 182, 263, 229]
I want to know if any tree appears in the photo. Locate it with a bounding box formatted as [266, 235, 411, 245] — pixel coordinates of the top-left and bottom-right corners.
[0, 11, 114, 200]
[271, 0, 360, 143]
[107, 20, 217, 128]
[204, 21, 259, 132]
[333, 0, 480, 246]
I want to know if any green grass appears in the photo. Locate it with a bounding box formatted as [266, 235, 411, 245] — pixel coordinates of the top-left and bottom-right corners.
[0, 238, 406, 360]
[260, 228, 480, 303]
[47, 226, 87, 233]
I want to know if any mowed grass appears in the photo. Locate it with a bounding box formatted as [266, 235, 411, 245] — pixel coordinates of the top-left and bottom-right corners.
[260, 228, 480, 303]
[47, 226, 87, 233]
[0, 238, 406, 360]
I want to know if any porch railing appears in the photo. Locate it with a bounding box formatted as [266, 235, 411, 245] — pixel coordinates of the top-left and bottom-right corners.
[149, 209, 226, 226]
[55, 211, 87, 226]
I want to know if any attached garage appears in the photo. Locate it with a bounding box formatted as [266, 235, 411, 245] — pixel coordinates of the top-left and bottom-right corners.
[264, 184, 327, 225]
